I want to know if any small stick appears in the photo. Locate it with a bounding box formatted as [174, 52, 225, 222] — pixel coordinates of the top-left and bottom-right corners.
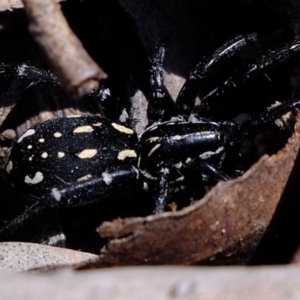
[0, 0, 64, 12]
[0, 0, 23, 11]
[21, 0, 107, 99]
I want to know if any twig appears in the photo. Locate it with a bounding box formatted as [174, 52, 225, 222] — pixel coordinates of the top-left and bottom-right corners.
[21, 0, 107, 99]
[0, 0, 23, 10]
[0, 0, 64, 12]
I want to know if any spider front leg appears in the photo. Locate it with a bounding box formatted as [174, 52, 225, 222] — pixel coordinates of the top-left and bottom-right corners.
[147, 34, 258, 125]
[176, 33, 257, 118]
[200, 40, 300, 118]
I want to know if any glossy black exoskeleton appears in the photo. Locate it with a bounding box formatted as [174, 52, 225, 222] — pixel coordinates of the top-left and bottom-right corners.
[138, 34, 300, 212]
[138, 100, 300, 213]
[1, 33, 300, 235]
[7, 116, 139, 207]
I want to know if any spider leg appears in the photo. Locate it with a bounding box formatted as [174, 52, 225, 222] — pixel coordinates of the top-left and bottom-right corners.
[45, 166, 140, 206]
[200, 161, 230, 182]
[184, 158, 230, 197]
[220, 98, 300, 175]
[152, 159, 231, 213]
[176, 33, 257, 118]
[181, 160, 229, 201]
[0, 62, 129, 122]
[240, 97, 300, 139]
[201, 40, 300, 117]
[153, 173, 169, 214]
[0, 200, 66, 246]
[152, 165, 192, 214]
[0, 63, 59, 86]
[147, 45, 176, 125]
[0, 201, 42, 237]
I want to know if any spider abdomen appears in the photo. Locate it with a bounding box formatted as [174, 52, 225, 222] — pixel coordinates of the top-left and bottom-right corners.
[7, 115, 139, 207]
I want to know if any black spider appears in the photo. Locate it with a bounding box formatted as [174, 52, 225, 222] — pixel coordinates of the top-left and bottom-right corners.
[1, 34, 300, 238]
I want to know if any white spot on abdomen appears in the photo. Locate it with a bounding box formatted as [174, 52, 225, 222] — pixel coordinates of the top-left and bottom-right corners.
[38, 138, 45, 143]
[117, 149, 137, 160]
[24, 172, 44, 184]
[73, 125, 94, 133]
[111, 123, 134, 134]
[17, 129, 35, 143]
[57, 152, 65, 158]
[92, 122, 102, 127]
[54, 132, 62, 138]
[77, 149, 97, 159]
[41, 152, 48, 158]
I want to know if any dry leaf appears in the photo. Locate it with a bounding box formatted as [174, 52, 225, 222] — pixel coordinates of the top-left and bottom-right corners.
[0, 242, 97, 272]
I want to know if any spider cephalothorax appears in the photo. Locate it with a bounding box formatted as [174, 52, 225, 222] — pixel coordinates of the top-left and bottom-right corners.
[1, 33, 300, 238]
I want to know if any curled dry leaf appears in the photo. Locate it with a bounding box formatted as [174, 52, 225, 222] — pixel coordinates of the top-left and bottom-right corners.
[86, 115, 300, 267]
